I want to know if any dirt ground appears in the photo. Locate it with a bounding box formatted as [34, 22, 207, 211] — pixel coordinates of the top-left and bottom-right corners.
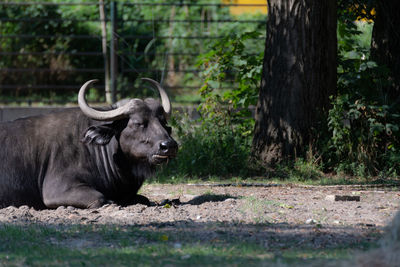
[1, 183, 399, 251]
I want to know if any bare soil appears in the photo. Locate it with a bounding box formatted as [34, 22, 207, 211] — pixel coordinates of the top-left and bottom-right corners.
[1, 184, 399, 250]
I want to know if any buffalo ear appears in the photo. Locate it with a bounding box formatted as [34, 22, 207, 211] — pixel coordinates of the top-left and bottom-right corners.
[82, 125, 116, 145]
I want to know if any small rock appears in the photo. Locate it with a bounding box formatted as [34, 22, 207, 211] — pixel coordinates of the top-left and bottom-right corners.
[336, 195, 360, 201]
[325, 195, 336, 201]
[306, 218, 317, 224]
[224, 198, 236, 204]
[325, 195, 360, 201]
[68, 214, 79, 220]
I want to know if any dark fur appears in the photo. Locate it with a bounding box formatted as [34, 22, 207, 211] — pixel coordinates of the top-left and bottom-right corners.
[0, 100, 177, 209]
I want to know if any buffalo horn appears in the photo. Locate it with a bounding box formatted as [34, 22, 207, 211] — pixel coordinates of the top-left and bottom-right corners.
[141, 78, 172, 118]
[78, 80, 137, 121]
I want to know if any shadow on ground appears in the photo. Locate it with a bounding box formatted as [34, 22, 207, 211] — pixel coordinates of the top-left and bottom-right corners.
[0, 219, 381, 266]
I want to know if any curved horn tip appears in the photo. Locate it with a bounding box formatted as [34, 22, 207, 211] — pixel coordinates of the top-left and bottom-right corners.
[141, 77, 156, 82]
[85, 79, 99, 83]
[140, 77, 172, 117]
[86, 79, 99, 84]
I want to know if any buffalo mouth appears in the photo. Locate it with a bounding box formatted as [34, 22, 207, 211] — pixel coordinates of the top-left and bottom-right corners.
[151, 154, 176, 165]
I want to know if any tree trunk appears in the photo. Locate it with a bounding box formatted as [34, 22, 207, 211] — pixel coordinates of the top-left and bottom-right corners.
[252, 0, 337, 165]
[370, 1, 400, 100]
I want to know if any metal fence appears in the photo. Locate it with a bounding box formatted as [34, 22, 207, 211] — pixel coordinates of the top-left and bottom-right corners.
[0, 1, 267, 105]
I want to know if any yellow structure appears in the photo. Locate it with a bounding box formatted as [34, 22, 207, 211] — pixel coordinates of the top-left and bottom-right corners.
[358, 7, 375, 22]
[224, 0, 268, 15]
[224, 1, 374, 21]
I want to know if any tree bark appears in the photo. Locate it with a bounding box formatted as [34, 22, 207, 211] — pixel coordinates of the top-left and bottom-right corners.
[252, 0, 337, 165]
[370, 1, 400, 100]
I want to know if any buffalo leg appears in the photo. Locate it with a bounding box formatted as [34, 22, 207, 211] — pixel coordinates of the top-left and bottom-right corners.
[42, 178, 107, 209]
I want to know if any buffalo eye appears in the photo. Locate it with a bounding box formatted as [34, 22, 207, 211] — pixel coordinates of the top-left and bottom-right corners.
[130, 120, 146, 129]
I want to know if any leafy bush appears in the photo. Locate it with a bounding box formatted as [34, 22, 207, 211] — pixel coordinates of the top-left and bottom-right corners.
[197, 31, 263, 134]
[0, 3, 103, 102]
[272, 158, 324, 182]
[328, 93, 400, 175]
[157, 31, 264, 179]
[158, 112, 253, 179]
[326, 20, 400, 177]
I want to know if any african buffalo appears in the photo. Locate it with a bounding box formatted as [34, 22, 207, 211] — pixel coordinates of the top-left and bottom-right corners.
[0, 78, 178, 209]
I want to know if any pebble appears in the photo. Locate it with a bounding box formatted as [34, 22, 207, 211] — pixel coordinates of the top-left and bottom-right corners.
[325, 195, 361, 201]
[306, 218, 317, 224]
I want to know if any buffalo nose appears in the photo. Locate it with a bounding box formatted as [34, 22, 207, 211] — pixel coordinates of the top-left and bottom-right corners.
[159, 140, 178, 154]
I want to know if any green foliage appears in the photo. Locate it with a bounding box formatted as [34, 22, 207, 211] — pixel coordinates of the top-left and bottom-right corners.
[158, 111, 254, 179]
[197, 31, 262, 130]
[328, 94, 400, 176]
[157, 31, 264, 179]
[109, 0, 266, 101]
[0, 1, 266, 104]
[327, 20, 400, 177]
[271, 158, 324, 182]
[0, 2, 103, 103]
[337, 0, 376, 22]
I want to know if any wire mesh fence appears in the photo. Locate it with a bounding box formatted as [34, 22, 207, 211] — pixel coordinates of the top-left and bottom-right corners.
[0, 1, 267, 105]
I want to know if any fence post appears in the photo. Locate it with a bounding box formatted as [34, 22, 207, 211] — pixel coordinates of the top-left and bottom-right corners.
[110, 1, 118, 103]
[99, 0, 111, 104]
